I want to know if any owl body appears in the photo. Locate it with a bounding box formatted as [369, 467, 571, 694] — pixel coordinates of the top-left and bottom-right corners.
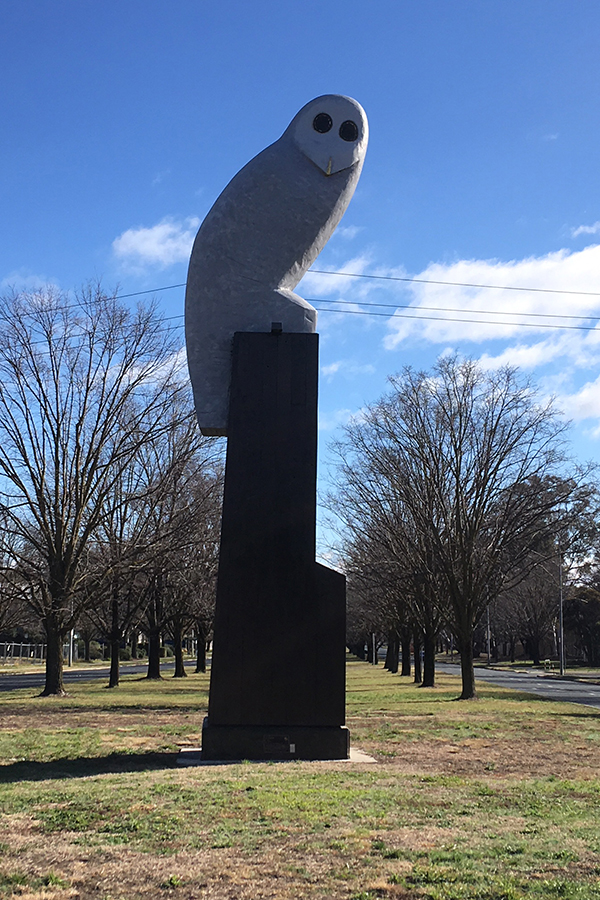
[185, 95, 368, 435]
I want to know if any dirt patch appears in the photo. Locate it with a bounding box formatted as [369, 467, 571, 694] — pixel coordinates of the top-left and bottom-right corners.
[353, 735, 600, 779]
[1, 830, 375, 899]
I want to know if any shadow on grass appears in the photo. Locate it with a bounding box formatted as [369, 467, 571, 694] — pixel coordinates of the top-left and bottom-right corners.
[560, 709, 600, 719]
[0, 703, 208, 719]
[0, 750, 178, 783]
[347, 688, 457, 703]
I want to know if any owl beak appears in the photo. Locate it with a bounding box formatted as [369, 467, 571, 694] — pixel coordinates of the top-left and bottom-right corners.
[325, 157, 333, 176]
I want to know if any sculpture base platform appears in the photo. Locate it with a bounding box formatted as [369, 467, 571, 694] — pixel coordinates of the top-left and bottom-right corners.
[177, 745, 375, 766]
[200, 718, 350, 761]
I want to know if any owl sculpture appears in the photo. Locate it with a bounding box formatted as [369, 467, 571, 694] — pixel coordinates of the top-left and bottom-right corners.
[185, 94, 368, 435]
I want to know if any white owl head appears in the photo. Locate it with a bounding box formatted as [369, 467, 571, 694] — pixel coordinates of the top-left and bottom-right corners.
[287, 94, 368, 176]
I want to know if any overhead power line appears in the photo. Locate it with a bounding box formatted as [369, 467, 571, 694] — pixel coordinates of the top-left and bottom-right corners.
[6, 268, 600, 336]
[159, 300, 600, 334]
[310, 297, 600, 324]
[112, 270, 600, 301]
[309, 304, 600, 332]
[310, 269, 600, 298]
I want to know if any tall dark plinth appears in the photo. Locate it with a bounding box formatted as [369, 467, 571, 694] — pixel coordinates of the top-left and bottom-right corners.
[202, 331, 348, 760]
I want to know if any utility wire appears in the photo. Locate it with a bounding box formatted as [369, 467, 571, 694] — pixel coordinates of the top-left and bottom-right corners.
[24, 304, 599, 348]
[133, 301, 600, 333]
[310, 269, 600, 298]
[6, 268, 600, 336]
[310, 296, 600, 323]
[111, 271, 600, 301]
[152, 303, 600, 334]
[309, 305, 600, 332]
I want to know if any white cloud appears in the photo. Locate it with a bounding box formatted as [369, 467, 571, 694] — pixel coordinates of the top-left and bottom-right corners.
[571, 222, 600, 238]
[321, 361, 341, 377]
[151, 169, 171, 186]
[321, 359, 375, 380]
[383, 244, 600, 350]
[112, 216, 200, 269]
[478, 340, 563, 371]
[556, 374, 600, 426]
[301, 253, 373, 298]
[335, 225, 362, 240]
[0, 270, 58, 292]
[477, 330, 600, 373]
[318, 408, 356, 431]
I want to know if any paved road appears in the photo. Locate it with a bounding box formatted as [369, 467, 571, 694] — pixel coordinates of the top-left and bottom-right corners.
[4, 659, 600, 711]
[0, 660, 197, 692]
[437, 661, 600, 710]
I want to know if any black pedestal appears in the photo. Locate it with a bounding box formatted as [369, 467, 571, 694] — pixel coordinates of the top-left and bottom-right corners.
[202, 331, 348, 761]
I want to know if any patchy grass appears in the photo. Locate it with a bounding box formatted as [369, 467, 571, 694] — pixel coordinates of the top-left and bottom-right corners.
[0, 661, 599, 898]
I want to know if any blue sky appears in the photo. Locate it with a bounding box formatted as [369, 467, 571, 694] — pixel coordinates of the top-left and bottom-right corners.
[2, 0, 600, 544]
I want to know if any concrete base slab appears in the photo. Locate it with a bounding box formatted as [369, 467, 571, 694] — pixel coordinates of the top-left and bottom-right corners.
[177, 747, 377, 766]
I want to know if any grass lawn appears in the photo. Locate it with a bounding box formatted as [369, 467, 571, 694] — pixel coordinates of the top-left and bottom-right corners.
[0, 659, 599, 899]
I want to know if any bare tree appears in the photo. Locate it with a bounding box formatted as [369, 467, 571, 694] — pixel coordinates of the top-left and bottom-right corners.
[503, 558, 559, 665]
[331, 356, 580, 699]
[164, 464, 223, 679]
[0, 285, 186, 695]
[86, 403, 220, 687]
[121, 409, 223, 681]
[344, 539, 393, 665]
[170, 464, 222, 676]
[565, 586, 600, 665]
[0, 516, 32, 635]
[343, 525, 441, 682]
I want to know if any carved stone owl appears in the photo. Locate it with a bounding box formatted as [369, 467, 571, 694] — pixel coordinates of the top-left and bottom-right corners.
[185, 94, 368, 435]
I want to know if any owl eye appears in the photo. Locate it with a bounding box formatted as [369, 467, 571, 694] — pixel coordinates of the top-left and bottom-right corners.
[313, 113, 333, 134]
[339, 120, 359, 142]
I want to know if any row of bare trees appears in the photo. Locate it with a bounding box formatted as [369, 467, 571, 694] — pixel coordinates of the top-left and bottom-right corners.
[329, 356, 598, 699]
[0, 286, 223, 695]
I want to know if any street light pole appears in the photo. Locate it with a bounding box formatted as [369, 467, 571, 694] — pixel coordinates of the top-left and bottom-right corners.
[558, 539, 565, 676]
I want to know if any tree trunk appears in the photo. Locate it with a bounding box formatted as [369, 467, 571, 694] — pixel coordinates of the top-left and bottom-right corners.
[531, 637, 541, 666]
[109, 638, 120, 688]
[41, 614, 66, 696]
[172, 616, 187, 678]
[384, 632, 399, 673]
[458, 637, 477, 700]
[421, 628, 436, 687]
[108, 597, 120, 688]
[350, 642, 366, 660]
[147, 629, 162, 679]
[366, 635, 376, 664]
[195, 622, 207, 673]
[400, 629, 411, 676]
[84, 635, 91, 662]
[413, 631, 422, 685]
[130, 632, 138, 659]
